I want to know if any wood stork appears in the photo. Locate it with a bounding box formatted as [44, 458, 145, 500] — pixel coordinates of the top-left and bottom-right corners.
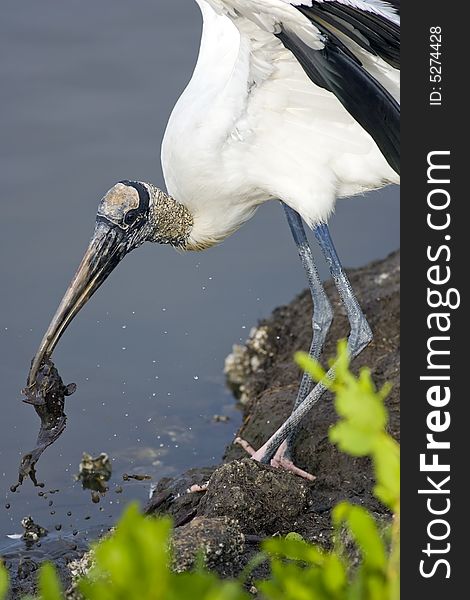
[27, 0, 400, 480]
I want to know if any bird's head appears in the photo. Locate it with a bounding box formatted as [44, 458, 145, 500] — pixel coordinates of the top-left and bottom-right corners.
[27, 180, 193, 386]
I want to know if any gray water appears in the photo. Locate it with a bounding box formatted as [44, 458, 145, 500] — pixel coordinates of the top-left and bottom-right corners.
[0, 0, 399, 551]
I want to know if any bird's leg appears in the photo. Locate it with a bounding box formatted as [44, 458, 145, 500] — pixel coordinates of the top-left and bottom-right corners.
[239, 222, 372, 476]
[272, 206, 332, 468]
[236, 207, 332, 481]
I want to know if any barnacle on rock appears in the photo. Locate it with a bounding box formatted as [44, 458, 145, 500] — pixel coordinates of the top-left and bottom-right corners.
[224, 325, 275, 404]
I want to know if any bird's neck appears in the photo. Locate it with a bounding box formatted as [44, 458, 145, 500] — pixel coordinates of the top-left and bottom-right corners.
[148, 186, 194, 249]
[149, 185, 253, 252]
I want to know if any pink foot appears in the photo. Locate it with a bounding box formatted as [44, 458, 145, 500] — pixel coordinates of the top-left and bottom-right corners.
[187, 482, 209, 494]
[235, 437, 316, 482]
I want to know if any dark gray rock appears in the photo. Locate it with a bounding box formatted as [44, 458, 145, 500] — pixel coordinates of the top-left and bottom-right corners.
[198, 459, 309, 535]
[172, 517, 245, 576]
[147, 251, 400, 575]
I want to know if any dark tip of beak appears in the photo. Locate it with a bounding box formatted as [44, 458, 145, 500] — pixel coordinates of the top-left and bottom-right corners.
[27, 222, 126, 387]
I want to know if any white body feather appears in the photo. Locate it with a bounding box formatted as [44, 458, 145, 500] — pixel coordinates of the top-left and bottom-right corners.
[161, 0, 400, 249]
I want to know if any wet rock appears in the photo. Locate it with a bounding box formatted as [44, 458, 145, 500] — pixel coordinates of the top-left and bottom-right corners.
[225, 325, 275, 405]
[147, 251, 400, 575]
[212, 415, 230, 423]
[20, 516, 48, 544]
[198, 459, 310, 536]
[77, 453, 112, 496]
[224, 251, 400, 517]
[122, 473, 152, 482]
[67, 551, 95, 583]
[172, 517, 245, 576]
[144, 467, 216, 528]
[3, 535, 87, 599]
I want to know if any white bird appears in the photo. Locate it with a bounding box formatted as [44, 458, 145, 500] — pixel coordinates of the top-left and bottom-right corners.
[28, 0, 400, 480]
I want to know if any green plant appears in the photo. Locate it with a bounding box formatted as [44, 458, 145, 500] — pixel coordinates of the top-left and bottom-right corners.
[258, 341, 400, 600]
[0, 562, 8, 600]
[0, 342, 399, 600]
[77, 504, 247, 600]
[296, 341, 399, 513]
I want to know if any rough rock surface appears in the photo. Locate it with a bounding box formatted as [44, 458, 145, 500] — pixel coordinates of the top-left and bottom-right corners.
[147, 251, 400, 576]
[198, 459, 310, 536]
[172, 517, 245, 576]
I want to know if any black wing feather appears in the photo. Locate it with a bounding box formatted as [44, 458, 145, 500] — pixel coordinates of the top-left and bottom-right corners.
[386, 0, 400, 14]
[277, 24, 400, 175]
[298, 2, 400, 69]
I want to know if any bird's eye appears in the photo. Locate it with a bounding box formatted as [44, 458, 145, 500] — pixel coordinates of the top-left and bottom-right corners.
[124, 209, 139, 226]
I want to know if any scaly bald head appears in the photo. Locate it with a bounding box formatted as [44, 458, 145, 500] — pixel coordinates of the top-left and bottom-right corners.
[27, 181, 193, 386]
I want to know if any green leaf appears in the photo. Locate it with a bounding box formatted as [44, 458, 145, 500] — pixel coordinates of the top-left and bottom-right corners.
[294, 352, 331, 388]
[333, 503, 387, 572]
[323, 554, 347, 593]
[330, 421, 377, 456]
[78, 503, 174, 600]
[38, 563, 63, 600]
[263, 536, 325, 566]
[332, 340, 351, 380]
[0, 563, 8, 600]
[373, 435, 400, 510]
[285, 532, 305, 543]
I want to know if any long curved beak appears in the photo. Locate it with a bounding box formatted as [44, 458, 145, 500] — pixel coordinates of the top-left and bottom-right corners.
[27, 221, 126, 387]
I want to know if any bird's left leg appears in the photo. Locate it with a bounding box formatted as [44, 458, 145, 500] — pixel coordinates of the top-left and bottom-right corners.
[236, 206, 332, 480]
[239, 222, 372, 475]
[266, 206, 333, 473]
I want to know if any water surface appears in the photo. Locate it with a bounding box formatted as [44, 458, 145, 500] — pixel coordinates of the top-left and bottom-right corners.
[0, 0, 399, 548]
